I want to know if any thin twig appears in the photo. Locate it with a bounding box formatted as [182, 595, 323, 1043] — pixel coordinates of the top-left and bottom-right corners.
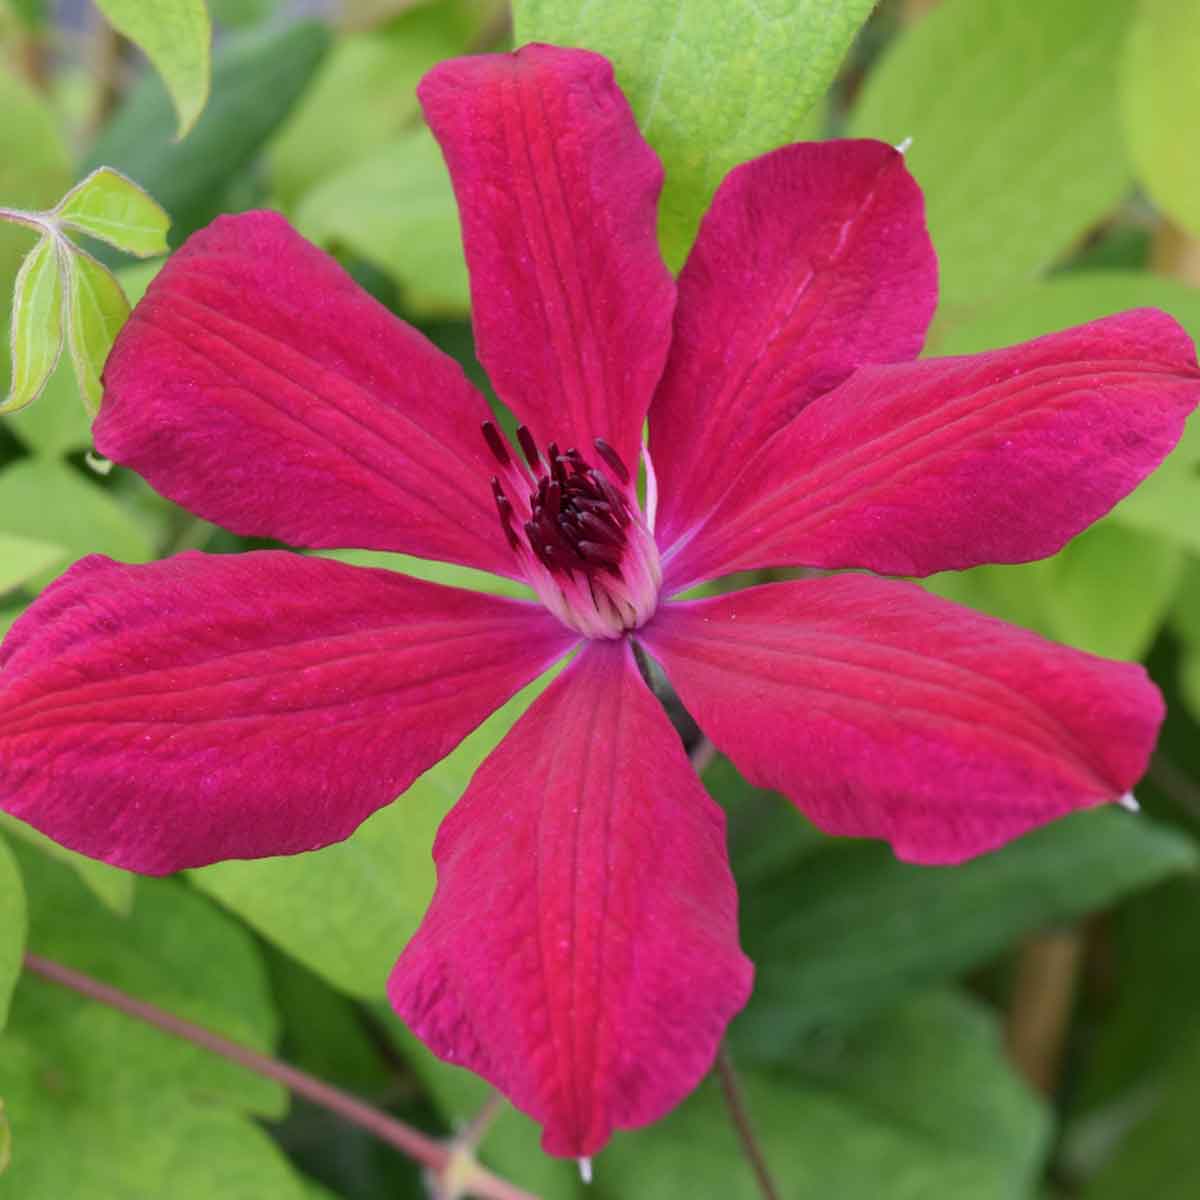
[714, 1045, 781, 1200]
[22, 953, 539, 1200]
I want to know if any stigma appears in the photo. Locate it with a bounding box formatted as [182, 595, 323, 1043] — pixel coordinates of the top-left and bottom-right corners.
[482, 421, 662, 639]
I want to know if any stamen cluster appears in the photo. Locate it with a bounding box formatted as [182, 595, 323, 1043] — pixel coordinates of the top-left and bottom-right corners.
[482, 421, 661, 639]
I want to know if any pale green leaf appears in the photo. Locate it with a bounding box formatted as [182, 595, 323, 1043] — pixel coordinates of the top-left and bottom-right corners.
[1121, 0, 1200, 237]
[54, 167, 170, 258]
[514, 0, 872, 267]
[0, 836, 25, 1031]
[192, 665, 561, 996]
[598, 992, 1047, 1200]
[726, 798, 1196, 1060]
[0, 814, 134, 916]
[64, 247, 131, 415]
[93, 0, 212, 139]
[0, 531, 66, 593]
[295, 130, 469, 316]
[849, 0, 1135, 320]
[316, 547, 533, 599]
[3, 237, 65, 414]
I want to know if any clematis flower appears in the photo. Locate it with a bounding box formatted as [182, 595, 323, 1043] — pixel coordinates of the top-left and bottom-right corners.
[2, 42, 1199, 1158]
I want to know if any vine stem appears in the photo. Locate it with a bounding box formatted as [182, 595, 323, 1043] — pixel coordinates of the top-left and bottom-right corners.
[21, 953, 539, 1200]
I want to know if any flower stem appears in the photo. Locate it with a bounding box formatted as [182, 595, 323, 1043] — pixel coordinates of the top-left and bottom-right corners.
[21, 953, 540, 1200]
[714, 1045, 782, 1200]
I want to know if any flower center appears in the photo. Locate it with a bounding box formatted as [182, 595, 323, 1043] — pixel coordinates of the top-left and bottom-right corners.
[481, 421, 661, 639]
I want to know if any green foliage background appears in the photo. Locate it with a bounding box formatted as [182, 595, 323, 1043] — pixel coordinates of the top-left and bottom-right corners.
[2, 0, 1200, 1197]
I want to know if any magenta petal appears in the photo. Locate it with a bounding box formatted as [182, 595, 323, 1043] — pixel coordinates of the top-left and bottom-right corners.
[419, 45, 676, 473]
[97, 211, 518, 577]
[641, 577, 1163, 865]
[390, 638, 752, 1156]
[651, 139, 937, 547]
[0, 551, 576, 873]
[662, 311, 1200, 590]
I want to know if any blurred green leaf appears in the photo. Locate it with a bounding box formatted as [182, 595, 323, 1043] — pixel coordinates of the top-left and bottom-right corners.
[0, 72, 70, 306]
[0, 835, 25, 1030]
[86, 22, 332, 243]
[849, 0, 1134, 320]
[267, 2, 473, 210]
[295, 129, 468, 316]
[1121, 0, 1200, 238]
[0, 1097, 9, 1175]
[598, 991, 1047, 1200]
[2, 356, 94, 457]
[727, 802, 1195, 1061]
[926, 522, 1183, 661]
[316, 547, 533, 599]
[515, 0, 870, 268]
[0, 531, 65, 593]
[0, 460, 153, 591]
[64, 248, 130, 416]
[208, 0, 276, 28]
[0, 842, 314, 1199]
[2, 236, 64, 414]
[0, 814, 134, 916]
[93, 0, 212, 139]
[192, 665, 560, 997]
[55, 167, 171, 258]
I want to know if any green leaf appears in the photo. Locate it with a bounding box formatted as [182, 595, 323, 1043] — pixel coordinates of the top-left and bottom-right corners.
[0, 531, 66, 594]
[0, 1098, 9, 1176]
[63, 248, 130, 416]
[54, 167, 171, 258]
[2, 236, 65, 414]
[267, 3, 473, 210]
[0, 842, 314, 1199]
[849, 0, 1135, 320]
[0, 836, 26, 1031]
[93, 0, 212, 139]
[726, 800, 1196, 1061]
[1121, 0, 1200, 237]
[596, 991, 1047, 1200]
[0, 71, 70, 305]
[0, 815, 134, 916]
[295, 129, 469, 316]
[86, 22, 332, 244]
[208, 0, 276, 27]
[514, 0, 870, 268]
[2, 358, 94, 458]
[315, 547, 533, 599]
[191, 664, 561, 997]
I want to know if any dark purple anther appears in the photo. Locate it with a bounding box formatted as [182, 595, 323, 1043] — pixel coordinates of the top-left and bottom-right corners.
[516, 425, 541, 472]
[593, 438, 630, 485]
[481, 420, 510, 466]
[545, 480, 562, 519]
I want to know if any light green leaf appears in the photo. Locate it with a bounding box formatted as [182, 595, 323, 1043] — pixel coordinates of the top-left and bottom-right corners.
[316, 547, 533, 599]
[515, 0, 872, 267]
[93, 0, 212, 139]
[849, 0, 1135, 320]
[192, 664, 561, 997]
[0, 843, 312, 1200]
[0, 531, 66, 594]
[3, 236, 65, 414]
[1121, 0, 1200, 237]
[726, 800, 1195, 1061]
[267, 3, 473, 210]
[296, 130, 469, 316]
[0, 1098, 9, 1176]
[86, 22, 332, 244]
[64, 248, 131, 415]
[596, 991, 1047, 1200]
[2, 358, 94, 458]
[54, 167, 170, 258]
[0, 836, 26, 1031]
[0, 815, 134, 916]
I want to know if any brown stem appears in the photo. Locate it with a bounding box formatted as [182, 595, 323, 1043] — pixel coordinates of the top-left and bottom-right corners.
[1004, 928, 1085, 1095]
[1151, 218, 1200, 287]
[714, 1045, 782, 1200]
[21, 953, 539, 1200]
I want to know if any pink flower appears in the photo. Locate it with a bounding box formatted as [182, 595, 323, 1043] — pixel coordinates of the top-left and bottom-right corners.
[2, 44, 1198, 1156]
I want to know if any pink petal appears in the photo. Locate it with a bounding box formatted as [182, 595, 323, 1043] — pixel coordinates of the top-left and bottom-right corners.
[640, 577, 1162, 865]
[0, 551, 575, 873]
[97, 211, 518, 577]
[419, 45, 676, 474]
[651, 139, 937, 547]
[662, 311, 1200, 591]
[390, 638, 752, 1156]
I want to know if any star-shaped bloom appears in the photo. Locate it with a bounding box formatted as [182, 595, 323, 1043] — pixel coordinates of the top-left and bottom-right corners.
[2, 44, 1198, 1156]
